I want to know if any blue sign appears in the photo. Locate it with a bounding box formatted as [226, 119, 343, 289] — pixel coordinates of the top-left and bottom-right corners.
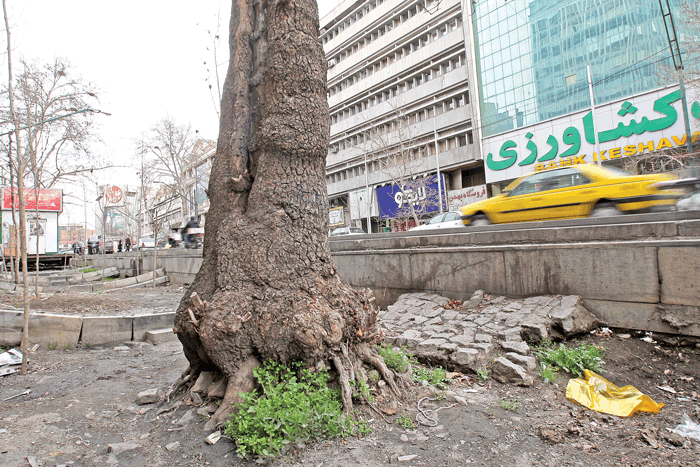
[376, 174, 447, 219]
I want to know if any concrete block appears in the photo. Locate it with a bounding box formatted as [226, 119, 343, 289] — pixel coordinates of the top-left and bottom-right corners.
[133, 312, 175, 341]
[659, 247, 700, 306]
[410, 250, 507, 298]
[146, 328, 177, 345]
[503, 245, 659, 303]
[27, 313, 82, 348]
[136, 268, 165, 283]
[91, 281, 117, 291]
[583, 299, 700, 337]
[678, 220, 700, 237]
[0, 310, 23, 345]
[82, 316, 133, 345]
[116, 276, 138, 287]
[0, 281, 15, 291]
[70, 284, 94, 292]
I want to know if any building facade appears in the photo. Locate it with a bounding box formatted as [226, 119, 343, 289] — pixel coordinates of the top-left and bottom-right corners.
[321, 0, 484, 232]
[469, 0, 700, 189]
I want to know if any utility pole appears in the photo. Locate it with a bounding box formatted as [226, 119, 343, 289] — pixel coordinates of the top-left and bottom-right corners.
[658, 0, 693, 153]
[587, 65, 602, 167]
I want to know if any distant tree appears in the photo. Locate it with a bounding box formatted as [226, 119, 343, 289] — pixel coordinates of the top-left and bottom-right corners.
[142, 117, 198, 226]
[361, 105, 444, 228]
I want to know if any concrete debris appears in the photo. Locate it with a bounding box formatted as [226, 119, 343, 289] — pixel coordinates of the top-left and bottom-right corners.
[107, 441, 142, 455]
[382, 292, 599, 385]
[165, 441, 181, 451]
[136, 388, 159, 405]
[205, 431, 222, 445]
[491, 357, 534, 386]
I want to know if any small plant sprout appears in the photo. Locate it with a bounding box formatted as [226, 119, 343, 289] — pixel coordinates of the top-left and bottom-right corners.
[477, 367, 490, 382]
[533, 341, 605, 377]
[499, 398, 520, 411]
[396, 414, 415, 429]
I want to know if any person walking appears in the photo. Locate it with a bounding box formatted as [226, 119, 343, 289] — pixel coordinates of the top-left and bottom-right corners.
[118, 239, 123, 252]
[125, 237, 131, 252]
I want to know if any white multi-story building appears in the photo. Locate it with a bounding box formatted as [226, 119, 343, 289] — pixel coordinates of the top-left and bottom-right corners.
[321, 0, 485, 232]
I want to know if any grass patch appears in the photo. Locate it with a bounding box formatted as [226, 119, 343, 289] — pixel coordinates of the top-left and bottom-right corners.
[533, 341, 605, 377]
[224, 360, 362, 459]
[412, 366, 448, 389]
[80, 267, 98, 273]
[375, 343, 412, 373]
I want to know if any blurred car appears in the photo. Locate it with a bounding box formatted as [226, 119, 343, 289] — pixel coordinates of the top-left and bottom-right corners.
[329, 226, 366, 236]
[137, 237, 156, 250]
[103, 239, 118, 254]
[460, 164, 681, 226]
[409, 211, 464, 231]
[676, 191, 700, 211]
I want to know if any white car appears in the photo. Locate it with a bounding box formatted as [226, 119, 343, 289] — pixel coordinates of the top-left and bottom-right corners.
[329, 227, 366, 236]
[409, 211, 465, 231]
[137, 237, 156, 250]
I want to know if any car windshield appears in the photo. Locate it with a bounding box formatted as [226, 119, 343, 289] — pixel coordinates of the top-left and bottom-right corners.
[602, 166, 633, 177]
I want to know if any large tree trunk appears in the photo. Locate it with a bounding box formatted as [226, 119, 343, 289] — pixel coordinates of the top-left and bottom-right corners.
[174, 0, 400, 429]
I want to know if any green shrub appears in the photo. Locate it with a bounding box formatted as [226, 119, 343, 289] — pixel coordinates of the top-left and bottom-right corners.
[476, 367, 490, 382]
[224, 361, 356, 459]
[80, 267, 98, 273]
[375, 343, 411, 373]
[533, 341, 605, 377]
[538, 363, 558, 383]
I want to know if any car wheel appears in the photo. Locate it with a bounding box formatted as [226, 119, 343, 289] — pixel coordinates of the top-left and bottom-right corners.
[470, 214, 491, 227]
[590, 203, 621, 218]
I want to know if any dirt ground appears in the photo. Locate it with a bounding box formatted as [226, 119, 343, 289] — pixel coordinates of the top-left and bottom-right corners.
[1, 287, 699, 467]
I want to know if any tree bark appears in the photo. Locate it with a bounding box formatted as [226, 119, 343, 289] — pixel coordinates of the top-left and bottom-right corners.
[174, 0, 398, 429]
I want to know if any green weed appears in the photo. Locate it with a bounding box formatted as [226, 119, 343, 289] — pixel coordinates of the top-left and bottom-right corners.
[375, 343, 411, 373]
[224, 360, 358, 459]
[412, 366, 448, 389]
[476, 367, 490, 382]
[533, 341, 605, 377]
[84, 343, 92, 349]
[48, 342, 57, 351]
[499, 399, 520, 411]
[80, 267, 98, 273]
[538, 363, 558, 383]
[396, 414, 415, 429]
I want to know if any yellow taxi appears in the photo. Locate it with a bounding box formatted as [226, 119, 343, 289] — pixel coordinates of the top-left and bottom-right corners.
[460, 164, 681, 226]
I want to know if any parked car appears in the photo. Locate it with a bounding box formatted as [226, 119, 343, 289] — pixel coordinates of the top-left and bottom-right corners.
[137, 237, 156, 250]
[103, 239, 118, 254]
[329, 226, 366, 236]
[460, 164, 682, 226]
[409, 211, 464, 231]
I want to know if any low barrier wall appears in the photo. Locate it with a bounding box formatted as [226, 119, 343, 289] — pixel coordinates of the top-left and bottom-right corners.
[85, 215, 700, 337]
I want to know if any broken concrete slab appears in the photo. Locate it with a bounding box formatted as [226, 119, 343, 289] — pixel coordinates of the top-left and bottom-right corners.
[82, 316, 132, 345]
[491, 357, 534, 386]
[146, 328, 177, 345]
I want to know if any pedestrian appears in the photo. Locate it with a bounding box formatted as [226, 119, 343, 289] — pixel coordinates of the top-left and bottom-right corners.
[125, 237, 131, 252]
[118, 239, 123, 252]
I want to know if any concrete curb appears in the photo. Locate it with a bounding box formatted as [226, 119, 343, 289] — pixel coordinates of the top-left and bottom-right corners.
[0, 310, 176, 347]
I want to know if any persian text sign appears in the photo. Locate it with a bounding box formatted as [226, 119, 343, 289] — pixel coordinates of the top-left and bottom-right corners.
[376, 174, 447, 219]
[2, 188, 63, 212]
[329, 207, 344, 226]
[447, 184, 487, 211]
[483, 87, 700, 184]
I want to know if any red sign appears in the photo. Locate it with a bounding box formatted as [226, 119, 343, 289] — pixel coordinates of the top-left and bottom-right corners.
[2, 187, 63, 212]
[105, 186, 123, 204]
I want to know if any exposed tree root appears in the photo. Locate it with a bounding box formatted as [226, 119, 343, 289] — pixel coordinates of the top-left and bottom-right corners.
[204, 355, 261, 431]
[332, 356, 352, 414]
[359, 344, 403, 398]
[165, 365, 199, 403]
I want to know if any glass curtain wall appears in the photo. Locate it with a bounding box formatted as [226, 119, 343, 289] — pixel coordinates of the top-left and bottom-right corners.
[473, 0, 684, 138]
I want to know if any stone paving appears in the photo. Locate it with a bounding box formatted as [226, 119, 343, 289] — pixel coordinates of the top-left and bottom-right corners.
[380, 291, 599, 386]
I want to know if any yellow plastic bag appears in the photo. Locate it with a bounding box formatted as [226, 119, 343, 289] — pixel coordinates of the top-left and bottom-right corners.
[565, 369, 664, 417]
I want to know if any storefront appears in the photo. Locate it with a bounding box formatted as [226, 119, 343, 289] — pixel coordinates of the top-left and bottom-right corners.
[1, 187, 62, 256]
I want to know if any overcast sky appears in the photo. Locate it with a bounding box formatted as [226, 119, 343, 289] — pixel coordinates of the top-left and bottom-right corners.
[2, 1, 342, 226]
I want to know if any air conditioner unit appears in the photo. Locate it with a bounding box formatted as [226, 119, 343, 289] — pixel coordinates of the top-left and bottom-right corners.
[327, 59, 336, 68]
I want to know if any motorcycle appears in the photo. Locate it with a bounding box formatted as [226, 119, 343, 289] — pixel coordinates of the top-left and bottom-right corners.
[184, 227, 204, 249]
[168, 228, 183, 248]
